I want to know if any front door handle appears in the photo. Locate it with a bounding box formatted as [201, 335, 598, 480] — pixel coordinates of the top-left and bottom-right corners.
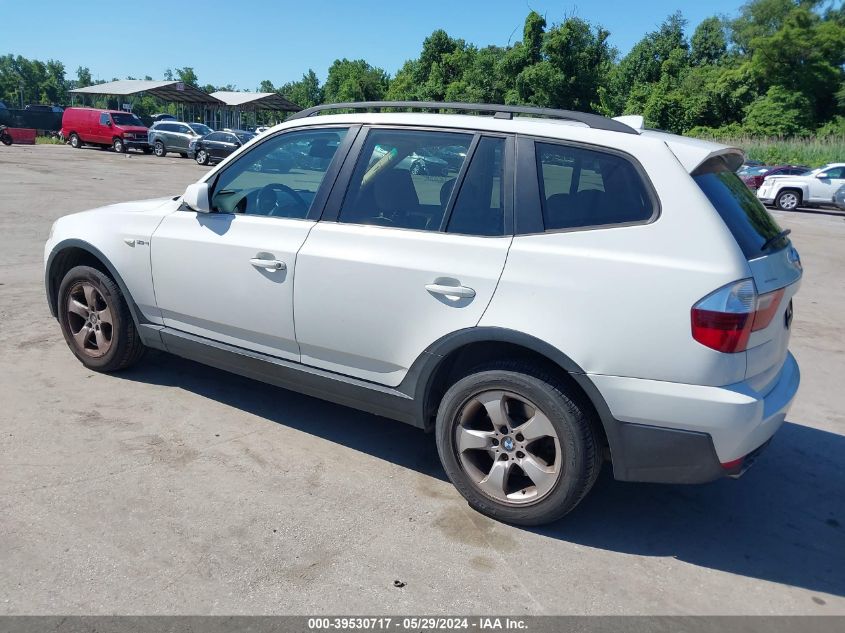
[425, 283, 476, 299]
[249, 257, 286, 270]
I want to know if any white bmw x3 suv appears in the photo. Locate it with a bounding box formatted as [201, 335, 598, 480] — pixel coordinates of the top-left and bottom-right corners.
[44, 102, 802, 525]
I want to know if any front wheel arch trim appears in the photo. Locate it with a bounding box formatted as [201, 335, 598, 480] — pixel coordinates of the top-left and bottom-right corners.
[46, 239, 144, 330]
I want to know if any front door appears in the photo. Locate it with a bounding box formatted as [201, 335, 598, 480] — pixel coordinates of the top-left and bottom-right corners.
[808, 166, 845, 203]
[294, 128, 513, 386]
[150, 126, 353, 359]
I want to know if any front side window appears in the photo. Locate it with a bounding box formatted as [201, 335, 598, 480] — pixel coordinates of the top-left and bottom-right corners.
[211, 127, 349, 219]
[536, 142, 653, 230]
[338, 129, 472, 231]
[820, 167, 845, 179]
[99, 113, 110, 126]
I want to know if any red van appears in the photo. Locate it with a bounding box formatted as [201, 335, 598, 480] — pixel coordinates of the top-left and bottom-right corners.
[61, 108, 151, 153]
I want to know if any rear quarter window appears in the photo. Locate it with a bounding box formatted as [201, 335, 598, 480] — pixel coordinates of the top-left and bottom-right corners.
[535, 142, 654, 230]
[693, 156, 787, 258]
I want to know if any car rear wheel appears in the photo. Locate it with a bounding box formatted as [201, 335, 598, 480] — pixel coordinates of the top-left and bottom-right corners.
[154, 141, 166, 157]
[435, 361, 603, 525]
[69, 133, 81, 149]
[195, 149, 210, 165]
[112, 137, 125, 153]
[57, 266, 145, 372]
[776, 190, 801, 211]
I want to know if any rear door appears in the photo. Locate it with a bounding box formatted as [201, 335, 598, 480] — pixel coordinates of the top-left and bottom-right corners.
[693, 157, 802, 391]
[294, 127, 513, 386]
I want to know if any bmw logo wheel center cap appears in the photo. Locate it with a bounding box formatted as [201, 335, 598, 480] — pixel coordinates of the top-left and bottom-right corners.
[502, 436, 515, 452]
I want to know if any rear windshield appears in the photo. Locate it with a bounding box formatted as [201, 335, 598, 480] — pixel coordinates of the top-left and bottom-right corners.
[693, 157, 788, 258]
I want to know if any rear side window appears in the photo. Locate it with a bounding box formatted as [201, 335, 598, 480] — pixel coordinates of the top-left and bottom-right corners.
[338, 129, 472, 231]
[693, 157, 787, 258]
[447, 137, 506, 236]
[535, 142, 653, 230]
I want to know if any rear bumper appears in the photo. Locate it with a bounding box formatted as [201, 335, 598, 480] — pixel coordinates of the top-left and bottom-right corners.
[592, 352, 800, 483]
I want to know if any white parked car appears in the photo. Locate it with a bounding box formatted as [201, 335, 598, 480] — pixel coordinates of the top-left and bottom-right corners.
[757, 162, 845, 210]
[44, 102, 802, 525]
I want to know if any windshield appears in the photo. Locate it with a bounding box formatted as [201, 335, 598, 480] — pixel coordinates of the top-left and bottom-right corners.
[744, 166, 770, 176]
[694, 157, 788, 258]
[189, 123, 212, 136]
[111, 113, 143, 126]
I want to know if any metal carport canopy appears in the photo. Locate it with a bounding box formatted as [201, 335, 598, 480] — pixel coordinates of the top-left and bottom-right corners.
[69, 80, 223, 104]
[209, 91, 301, 111]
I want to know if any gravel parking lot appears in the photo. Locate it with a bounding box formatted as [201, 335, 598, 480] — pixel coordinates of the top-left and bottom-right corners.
[1, 144, 844, 615]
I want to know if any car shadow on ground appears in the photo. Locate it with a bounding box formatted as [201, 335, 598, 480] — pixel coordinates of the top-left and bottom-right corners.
[120, 352, 845, 598]
[789, 206, 845, 218]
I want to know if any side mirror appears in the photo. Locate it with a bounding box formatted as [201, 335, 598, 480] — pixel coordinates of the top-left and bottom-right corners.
[182, 182, 211, 213]
[816, 173, 827, 179]
[106, 120, 112, 127]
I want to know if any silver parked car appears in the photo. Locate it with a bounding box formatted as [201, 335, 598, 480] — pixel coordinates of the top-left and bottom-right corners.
[148, 121, 213, 158]
[833, 184, 845, 210]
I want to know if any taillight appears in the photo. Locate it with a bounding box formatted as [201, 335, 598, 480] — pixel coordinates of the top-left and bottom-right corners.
[691, 280, 785, 353]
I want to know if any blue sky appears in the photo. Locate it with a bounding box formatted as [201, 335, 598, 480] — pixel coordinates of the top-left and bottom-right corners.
[4, 0, 748, 89]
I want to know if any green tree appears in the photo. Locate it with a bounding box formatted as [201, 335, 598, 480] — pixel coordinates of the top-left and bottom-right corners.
[76, 66, 92, 88]
[690, 17, 728, 65]
[323, 59, 388, 103]
[279, 70, 323, 109]
[743, 85, 812, 135]
[174, 67, 199, 88]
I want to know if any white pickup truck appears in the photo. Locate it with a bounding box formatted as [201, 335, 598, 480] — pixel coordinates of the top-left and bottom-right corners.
[757, 163, 845, 210]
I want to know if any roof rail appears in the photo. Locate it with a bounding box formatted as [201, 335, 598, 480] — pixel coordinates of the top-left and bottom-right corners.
[287, 101, 638, 134]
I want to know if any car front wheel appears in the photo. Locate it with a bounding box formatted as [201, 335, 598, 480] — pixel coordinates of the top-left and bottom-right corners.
[112, 138, 125, 153]
[775, 190, 801, 211]
[435, 362, 603, 526]
[154, 141, 166, 157]
[57, 266, 145, 372]
[195, 149, 210, 165]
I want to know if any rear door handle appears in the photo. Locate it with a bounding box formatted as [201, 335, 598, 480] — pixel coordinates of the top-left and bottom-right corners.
[425, 283, 476, 299]
[249, 257, 286, 270]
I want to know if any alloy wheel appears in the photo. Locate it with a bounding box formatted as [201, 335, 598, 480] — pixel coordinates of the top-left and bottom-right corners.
[66, 282, 114, 358]
[778, 192, 799, 210]
[454, 390, 561, 505]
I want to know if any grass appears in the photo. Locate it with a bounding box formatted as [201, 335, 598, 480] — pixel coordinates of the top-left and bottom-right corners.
[698, 135, 845, 167]
[35, 135, 63, 145]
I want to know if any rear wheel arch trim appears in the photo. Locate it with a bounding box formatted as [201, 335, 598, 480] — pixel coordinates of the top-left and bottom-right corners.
[46, 239, 143, 329]
[403, 327, 623, 459]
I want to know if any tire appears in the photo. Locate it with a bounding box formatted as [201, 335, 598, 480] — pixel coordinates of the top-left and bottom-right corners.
[1, 131, 12, 146]
[112, 137, 125, 153]
[195, 148, 210, 165]
[435, 361, 603, 526]
[57, 266, 145, 372]
[775, 189, 801, 211]
[154, 141, 166, 157]
[179, 152, 188, 158]
[69, 133, 81, 149]
[142, 146, 153, 155]
[410, 160, 426, 176]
